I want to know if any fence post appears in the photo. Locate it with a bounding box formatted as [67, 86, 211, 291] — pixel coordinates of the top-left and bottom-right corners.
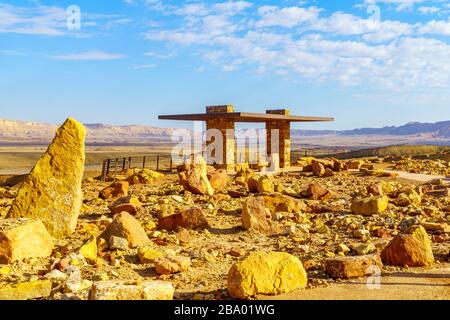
[128, 157, 132, 169]
[156, 156, 160, 172]
[143, 156, 146, 169]
[122, 157, 126, 171]
[169, 157, 173, 172]
[101, 160, 106, 181]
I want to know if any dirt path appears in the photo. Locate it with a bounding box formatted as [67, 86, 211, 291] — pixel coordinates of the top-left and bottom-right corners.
[385, 170, 450, 184]
[260, 264, 450, 300]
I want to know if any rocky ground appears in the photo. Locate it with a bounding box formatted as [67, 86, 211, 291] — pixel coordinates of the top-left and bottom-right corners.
[0, 154, 449, 300]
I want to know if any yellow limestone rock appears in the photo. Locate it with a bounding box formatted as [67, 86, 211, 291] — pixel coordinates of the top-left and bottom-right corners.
[227, 251, 307, 299]
[0, 280, 52, 300]
[381, 225, 434, 267]
[7, 118, 86, 238]
[89, 280, 174, 300]
[138, 246, 163, 263]
[79, 236, 97, 263]
[178, 156, 214, 196]
[351, 195, 389, 215]
[0, 218, 54, 264]
[257, 175, 274, 193]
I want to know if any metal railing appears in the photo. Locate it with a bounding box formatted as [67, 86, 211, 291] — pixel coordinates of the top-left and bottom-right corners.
[101, 155, 178, 181]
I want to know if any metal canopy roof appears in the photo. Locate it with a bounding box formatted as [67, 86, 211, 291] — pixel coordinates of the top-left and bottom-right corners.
[158, 112, 334, 123]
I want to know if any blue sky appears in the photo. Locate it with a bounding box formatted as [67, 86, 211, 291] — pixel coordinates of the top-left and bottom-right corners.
[0, 0, 449, 130]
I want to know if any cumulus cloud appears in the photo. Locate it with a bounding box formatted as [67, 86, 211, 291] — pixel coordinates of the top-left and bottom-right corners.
[142, 1, 450, 91]
[419, 18, 450, 36]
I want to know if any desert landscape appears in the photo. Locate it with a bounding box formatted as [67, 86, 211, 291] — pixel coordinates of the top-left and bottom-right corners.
[0, 117, 449, 301]
[2, 0, 450, 307]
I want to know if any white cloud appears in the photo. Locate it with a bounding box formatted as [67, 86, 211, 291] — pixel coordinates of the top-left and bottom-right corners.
[0, 50, 26, 56]
[254, 6, 321, 28]
[144, 51, 176, 59]
[419, 18, 450, 35]
[0, 3, 130, 37]
[143, 1, 450, 90]
[418, 6, 441, 14]
[364, 0, 427, 11]
[310, 12, 413, 41]
[0, 4, 66, 36]
[132, 63, 156, 69]
[52, 50, 127, 61]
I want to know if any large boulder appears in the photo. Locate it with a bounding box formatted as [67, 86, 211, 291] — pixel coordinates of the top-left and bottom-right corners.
[397, 189, 422, 207]
[108, 195, 142, 215]
[347, 160, 365, 170]
[207, 169, 228, 190]
[241, 197, 272, 233]
[312, 161, 325, 177]
[256, 175, 274, 193]
[100, 212, 150, 248]
[99, 181, 129, 200]
[306, 182, 333, 201]
[227, 252, 307, 299]
[351, 195, 389, 215]
[262, 194, 307, 217]
[0, 280, 52, 300]
[127, 169, 164, 185]
[0, 218, 54, 264]
[381, 225, 434, 267]
[7, 118, 85, 238]
[154, 255, 191, 275]
[158, 207, 210, 231]
[178, 156, 214, 195]
[325, 255, 383, 279]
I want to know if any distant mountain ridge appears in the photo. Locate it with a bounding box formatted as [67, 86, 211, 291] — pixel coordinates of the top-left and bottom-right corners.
[293, 120, 450, 138]
[0, 118, 449, 145]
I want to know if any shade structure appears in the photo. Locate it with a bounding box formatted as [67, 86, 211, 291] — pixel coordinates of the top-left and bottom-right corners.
[159, 105, 334, 171]
[158, 112, 334, 123]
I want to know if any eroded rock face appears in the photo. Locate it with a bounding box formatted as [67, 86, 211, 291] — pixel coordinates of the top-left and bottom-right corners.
[178, 157, 214, 195]
[381, 225, 434, 267]
[7, 118, 86, 238]
[227, 251, 307, 299]
[158, 207, 210, 231]
[100, 212, 150, 248]
[0, 218, 54, 264]
[325, 255, 383, 279]
[351, 195, 389, 215]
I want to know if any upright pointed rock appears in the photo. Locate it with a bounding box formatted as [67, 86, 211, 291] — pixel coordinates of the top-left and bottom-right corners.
[8, 118, 86, 238]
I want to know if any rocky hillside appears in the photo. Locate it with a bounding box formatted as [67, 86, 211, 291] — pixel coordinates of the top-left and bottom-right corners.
[0, 119, 175, 144]
[293, 121, 450, 138]
[1, 118, 450, 146]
